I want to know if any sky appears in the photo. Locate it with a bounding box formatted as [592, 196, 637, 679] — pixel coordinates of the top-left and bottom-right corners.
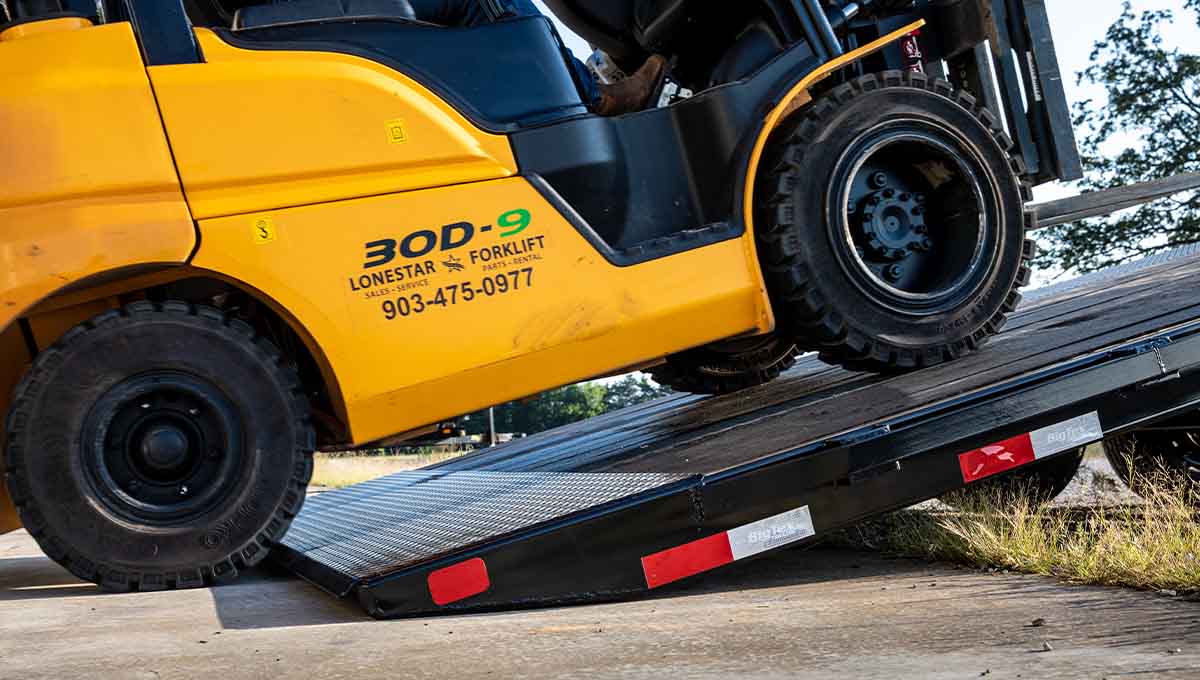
[536, 0, 1200, 203]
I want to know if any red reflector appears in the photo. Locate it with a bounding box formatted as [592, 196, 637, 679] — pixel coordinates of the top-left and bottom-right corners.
[959, 433, 1036, 483]
[641, 532, 734, 589]
[427, 558, 490, 606]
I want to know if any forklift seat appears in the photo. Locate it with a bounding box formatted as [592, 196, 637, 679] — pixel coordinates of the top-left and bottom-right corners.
[220, 0, 590, 129]
[232, 0, 417, 31]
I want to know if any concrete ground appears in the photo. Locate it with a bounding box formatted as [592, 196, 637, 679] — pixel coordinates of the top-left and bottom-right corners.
[1, 529, 1197, 680]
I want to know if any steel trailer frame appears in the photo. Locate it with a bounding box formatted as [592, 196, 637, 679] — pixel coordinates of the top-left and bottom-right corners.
[276, 242, 1200, 619]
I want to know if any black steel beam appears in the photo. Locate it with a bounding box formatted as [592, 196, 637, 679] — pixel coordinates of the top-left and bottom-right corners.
[1030, 173, 1200, 229]
[122, 0, 201, 66]
[1021, 0, 1083, 181]
[350, 322, 1200, 617]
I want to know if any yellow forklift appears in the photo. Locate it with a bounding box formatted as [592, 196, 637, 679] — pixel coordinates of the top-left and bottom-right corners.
[2, 0, 1077, 589]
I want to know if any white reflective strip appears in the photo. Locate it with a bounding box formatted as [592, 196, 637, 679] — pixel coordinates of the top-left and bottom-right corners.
[1030, 412, 1104, 459]
[727, 506, 815, 561]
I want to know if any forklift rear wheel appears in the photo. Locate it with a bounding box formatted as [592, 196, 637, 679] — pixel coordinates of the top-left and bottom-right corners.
[1104, 416, 1200, 503]
[648, 335, 800, 395]
[946, 447, 1085, 509]
[3, 301, 314, 591]
[758, 71, 1033, 372]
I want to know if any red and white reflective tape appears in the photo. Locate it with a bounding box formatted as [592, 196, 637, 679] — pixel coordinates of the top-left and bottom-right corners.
[959, 412, 1105, 484]
[641, 506, 815, 589]
[427, 557, 490, 606]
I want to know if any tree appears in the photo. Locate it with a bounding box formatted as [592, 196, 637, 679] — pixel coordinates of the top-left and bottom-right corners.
[1036, 1, 1200, 274]
[602, 374, 674, 412]
[463, 374, 673, 437]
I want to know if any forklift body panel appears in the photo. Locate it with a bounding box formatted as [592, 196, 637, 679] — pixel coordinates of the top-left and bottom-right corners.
[0, 21, 195, 334]
[190, 176, 770, 443]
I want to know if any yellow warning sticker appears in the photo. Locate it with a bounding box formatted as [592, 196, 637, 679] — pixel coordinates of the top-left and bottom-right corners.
[253, 217, 278, 245]
[386, 118, 408, 144]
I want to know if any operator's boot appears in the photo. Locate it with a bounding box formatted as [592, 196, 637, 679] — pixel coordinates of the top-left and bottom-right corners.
[595, 55, 668, 116]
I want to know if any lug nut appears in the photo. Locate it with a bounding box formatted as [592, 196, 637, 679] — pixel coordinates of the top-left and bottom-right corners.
[883, 189, 896, 199]
[920, 237, 934, 250]
[870, 172, 889, 189]
[913, 206, 926, 216]
[899, 193, 911, 202]
[884, 264, 904, 282]
[179, 485, 189, 496]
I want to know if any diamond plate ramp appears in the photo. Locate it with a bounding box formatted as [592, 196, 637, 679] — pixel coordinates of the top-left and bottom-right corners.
[275, 470, 694, 597]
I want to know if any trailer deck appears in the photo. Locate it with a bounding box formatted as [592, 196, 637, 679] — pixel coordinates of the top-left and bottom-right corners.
[275, 245, 1200, 618]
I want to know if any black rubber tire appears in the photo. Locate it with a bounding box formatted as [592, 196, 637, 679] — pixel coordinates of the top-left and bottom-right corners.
[1103, 420, 1200, 502]
[946, 447, 1085, 509]
[3, 301, 314, 591]
[648, 335, 800, 395]
[757, 70, 1033, 373]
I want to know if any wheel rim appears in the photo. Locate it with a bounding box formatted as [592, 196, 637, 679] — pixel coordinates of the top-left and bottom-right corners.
[81, 371, 245, 525]
[828, 119, 1001, 317]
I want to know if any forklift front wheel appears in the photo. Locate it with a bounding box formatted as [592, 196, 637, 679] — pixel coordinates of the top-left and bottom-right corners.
[758, 70, 1033, 372]
[648, 335, 800, 395]
[3, 301, 314, 591]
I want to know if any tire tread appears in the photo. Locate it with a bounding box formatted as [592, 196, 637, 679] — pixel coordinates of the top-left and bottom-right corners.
[3, 301, 315, 592]
[759, 70, 1034, 373]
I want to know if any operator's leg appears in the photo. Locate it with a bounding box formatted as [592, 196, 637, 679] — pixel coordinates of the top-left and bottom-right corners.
[493, 0, 664, 114]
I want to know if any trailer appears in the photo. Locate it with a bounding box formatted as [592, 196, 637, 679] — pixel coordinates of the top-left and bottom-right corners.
[5, 0, 1200, 598]
[275, 239, 1200, 618]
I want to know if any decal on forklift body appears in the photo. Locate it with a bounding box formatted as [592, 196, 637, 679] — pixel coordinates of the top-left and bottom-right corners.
[252, 217, 277, 245]
[381, 268, 535, 320]
[428, 557, 490, 606]
[386, 118, 408, 144]
[641, 506, 815, 589]
[959, 412, 1104, 483]
[360, 209, 534, 268]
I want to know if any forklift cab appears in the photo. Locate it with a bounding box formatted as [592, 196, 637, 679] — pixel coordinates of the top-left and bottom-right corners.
[0, 0, 594, 130]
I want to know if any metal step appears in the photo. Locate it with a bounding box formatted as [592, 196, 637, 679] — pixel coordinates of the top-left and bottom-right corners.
[275, 471, 694, 597]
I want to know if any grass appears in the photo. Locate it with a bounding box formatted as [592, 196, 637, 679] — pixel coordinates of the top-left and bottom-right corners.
[310, 450, 468, 488]
[837, 456, 1200, 593]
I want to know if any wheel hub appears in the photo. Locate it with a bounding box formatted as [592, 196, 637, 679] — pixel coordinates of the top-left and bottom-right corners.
[858, 187, 930, 261]
[82, 372, 243, 524]
[137, 424, 192, 474]
[829, 124, 995, 316]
